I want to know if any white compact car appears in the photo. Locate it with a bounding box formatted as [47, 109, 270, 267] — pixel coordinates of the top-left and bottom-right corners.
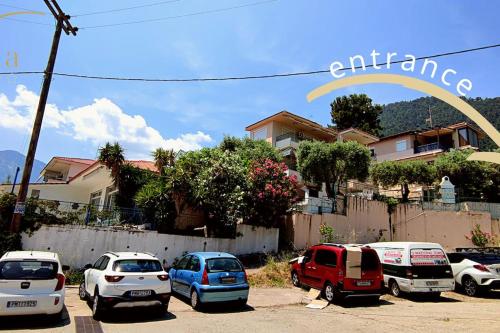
[0, 251, 66, 319]
[80, 252, 171, 319]
[448, 251, 500, 296]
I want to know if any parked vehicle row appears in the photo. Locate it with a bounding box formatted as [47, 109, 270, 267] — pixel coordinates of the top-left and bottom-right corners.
[1, 250, 249, 321]
[290, 242, 500, 302]
[1, 244, 499, 323]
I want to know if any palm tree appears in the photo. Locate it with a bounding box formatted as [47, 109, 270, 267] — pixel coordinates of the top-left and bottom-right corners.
[98, 142, 125, 185]
[152, 148, 176, 175]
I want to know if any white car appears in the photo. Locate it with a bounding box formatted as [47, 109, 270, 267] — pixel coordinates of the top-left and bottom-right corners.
[0, 251, 66, 319]
[448, 251, 500, 296]
[79, 252, 171, 319]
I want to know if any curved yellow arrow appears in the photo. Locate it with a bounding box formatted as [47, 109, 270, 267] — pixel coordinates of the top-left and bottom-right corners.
[307, 74, 500, 164]
[0, 11, 45, 20]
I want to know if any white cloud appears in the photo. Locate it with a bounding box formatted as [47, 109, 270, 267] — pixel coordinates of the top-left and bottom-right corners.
[0, 85, 212, 159]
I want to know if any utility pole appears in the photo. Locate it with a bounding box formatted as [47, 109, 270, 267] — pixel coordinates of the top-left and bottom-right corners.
[10, 0, 77, 233]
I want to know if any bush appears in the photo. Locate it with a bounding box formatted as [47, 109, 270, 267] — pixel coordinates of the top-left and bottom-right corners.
[247, 252, 297, 288]
[65, 270, 85, 285]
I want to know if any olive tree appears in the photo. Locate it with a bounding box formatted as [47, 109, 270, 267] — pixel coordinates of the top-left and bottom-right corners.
[296, 140, 371, 199]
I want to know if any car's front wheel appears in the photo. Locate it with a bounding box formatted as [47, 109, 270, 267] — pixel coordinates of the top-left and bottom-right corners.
[79, 282, 87, 301]
[291, 271, 301, 288]
[190, 289, 202, 311]
[463, 276, 479, 297]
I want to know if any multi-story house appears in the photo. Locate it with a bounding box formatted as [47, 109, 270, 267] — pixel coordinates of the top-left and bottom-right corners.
[368, 122, 484, 163]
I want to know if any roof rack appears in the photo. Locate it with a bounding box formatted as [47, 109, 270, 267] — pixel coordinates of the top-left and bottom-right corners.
[143, 252, 156, 258]
[317, 243, 345, 248]
[105, 251, 120, 257]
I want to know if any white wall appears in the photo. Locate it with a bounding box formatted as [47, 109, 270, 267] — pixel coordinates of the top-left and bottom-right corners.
[21, 224, 279, 268]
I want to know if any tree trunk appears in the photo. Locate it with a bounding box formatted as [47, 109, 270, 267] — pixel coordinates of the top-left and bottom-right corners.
[401, 183, 410, 202]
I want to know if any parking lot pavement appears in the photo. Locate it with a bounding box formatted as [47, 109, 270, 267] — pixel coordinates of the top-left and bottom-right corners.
[1, 288, 499, 333]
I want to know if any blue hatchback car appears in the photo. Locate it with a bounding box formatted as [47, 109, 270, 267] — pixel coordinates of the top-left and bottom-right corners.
[169, 252, 249, 310]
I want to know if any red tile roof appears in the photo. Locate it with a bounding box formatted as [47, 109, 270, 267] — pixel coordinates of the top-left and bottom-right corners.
[53, 157, 96, 165]
[127, 160, 158, 172]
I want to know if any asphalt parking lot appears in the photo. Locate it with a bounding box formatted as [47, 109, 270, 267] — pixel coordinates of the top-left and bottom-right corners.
[1, 287, 499, 333]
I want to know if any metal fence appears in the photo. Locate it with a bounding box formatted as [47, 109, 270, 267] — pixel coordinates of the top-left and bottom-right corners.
[294, 196, 346, 215]
[422, 201, 500, 219]
[22, 199, 145, 227]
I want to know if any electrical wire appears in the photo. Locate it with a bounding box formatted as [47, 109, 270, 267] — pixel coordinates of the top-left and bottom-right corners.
[73, 0, 183, 17]
[1, 43, 499, 82]
[78, 0, 278, 29]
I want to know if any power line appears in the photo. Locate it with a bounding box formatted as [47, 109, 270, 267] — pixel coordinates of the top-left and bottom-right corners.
[79, 0, 278, 29]
[1, 43, 499, 82]
[73, 0, 183, 17]
[0, 3, 47, 13]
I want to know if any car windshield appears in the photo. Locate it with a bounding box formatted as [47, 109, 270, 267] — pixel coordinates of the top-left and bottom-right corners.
[0, 260, 58, 280]
[113, 259, 163, 273]
[206, 258, 243, 273]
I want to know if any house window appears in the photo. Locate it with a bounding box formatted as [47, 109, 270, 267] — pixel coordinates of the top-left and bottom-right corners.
[369, 148, 375, 157]
[104, 185, 117, 210]
[89, 190, 102, 207]
[458, 128, 479, 147]
[30, 189, 40, 199]
[396, 139, 407, 152]
[252, 127, 267, 140]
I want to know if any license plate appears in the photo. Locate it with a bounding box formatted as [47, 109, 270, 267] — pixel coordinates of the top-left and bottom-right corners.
[426, 281, 439, 286]
[7, 301, 37, 308]
[130, 290, 151, 297]
[220, 277, 236, 284]
[356, 280, 372, 286]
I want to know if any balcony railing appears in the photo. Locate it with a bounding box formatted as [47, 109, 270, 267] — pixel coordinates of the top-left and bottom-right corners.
[275, 133, 301, 149]
[414, 142, 449, 154]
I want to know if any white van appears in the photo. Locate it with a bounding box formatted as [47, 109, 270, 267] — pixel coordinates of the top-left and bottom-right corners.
[366, 242, 454, 297]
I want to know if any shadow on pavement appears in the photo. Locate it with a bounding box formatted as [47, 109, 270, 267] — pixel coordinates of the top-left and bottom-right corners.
[393, 293, 461, 303]
[172, 291, 254, 313]
[337, 297, 394, 308]
[99, 307, 177, 324]
[0, 306, 71, 330]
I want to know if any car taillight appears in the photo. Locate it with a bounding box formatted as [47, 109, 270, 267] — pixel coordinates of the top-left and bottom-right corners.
[405, 269, 413, 278]
[201, 267, 209, 285]
[157, 274, 169, 281]
[338, 270, 344, 278]
[243, 270, 248, 283]
[105, 275, 124, 283]
[473, 264, 489, 272]
[54, 273, 65, 291]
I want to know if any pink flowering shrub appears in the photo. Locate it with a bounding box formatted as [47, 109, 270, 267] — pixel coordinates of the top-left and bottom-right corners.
[246, 159, 298, 227]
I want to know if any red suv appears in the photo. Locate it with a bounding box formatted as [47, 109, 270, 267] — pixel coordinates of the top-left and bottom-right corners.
[290, 244, 383, 302]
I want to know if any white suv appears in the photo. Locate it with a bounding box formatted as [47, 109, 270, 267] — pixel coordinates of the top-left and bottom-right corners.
[0, 251, 66, 319]
[448, 251, 500, 296]
[79, 252, 171, 319]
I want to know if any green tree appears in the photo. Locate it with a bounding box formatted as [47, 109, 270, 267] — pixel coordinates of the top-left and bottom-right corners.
[135, 178, 177, 233]
[296, 140, 371, 199]
[370, 160, 436, 202]
[434, 149, 499, 202]
[152, 148, 176, 176]
[98, 142, 125, 185]
[330, 94, 383, 136]
[192, 150, 248, 237]
[219, 136, 282, 166]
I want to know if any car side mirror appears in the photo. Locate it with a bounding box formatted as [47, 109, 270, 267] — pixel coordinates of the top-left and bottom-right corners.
[62, 265, 70, 271]
[83, 263, 92, 270]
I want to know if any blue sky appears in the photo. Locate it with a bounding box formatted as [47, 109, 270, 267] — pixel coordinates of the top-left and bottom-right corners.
[0, 0, 499, 162]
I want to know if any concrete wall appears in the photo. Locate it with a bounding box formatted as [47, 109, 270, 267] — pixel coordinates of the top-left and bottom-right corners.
[393, 204, 494, 250]
[287, 197, 497, 251]
[21, 224, 279, 268]
[288, 197, 390, 249]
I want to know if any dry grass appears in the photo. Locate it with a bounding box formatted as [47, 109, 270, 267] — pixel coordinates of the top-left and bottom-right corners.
[247, 252, 296, 288]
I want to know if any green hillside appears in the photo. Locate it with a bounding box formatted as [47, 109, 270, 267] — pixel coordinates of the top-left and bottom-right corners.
[380, 97, 500, 151]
